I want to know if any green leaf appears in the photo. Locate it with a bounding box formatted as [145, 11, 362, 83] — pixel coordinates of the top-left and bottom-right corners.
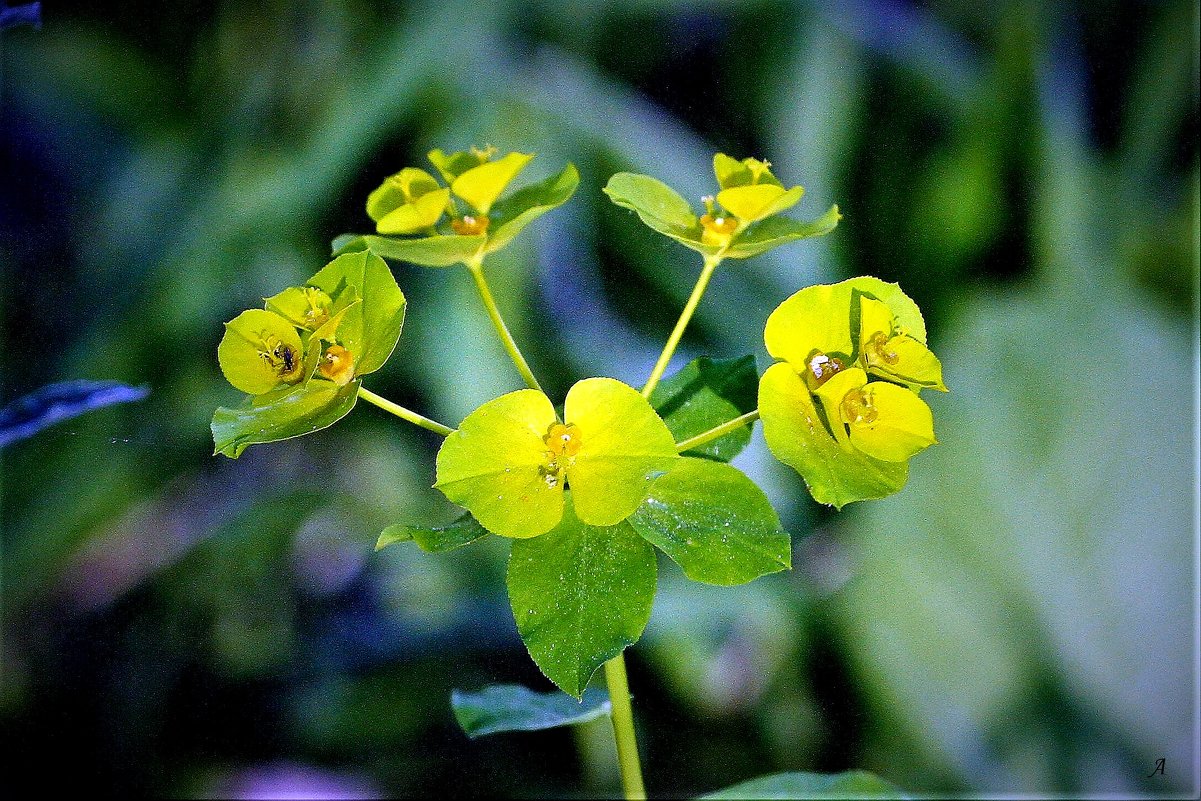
[308, 251, 406, 375]
[507, 498, 657, 698]
[376, 511, 489, 553]
[330, 232, 485, 268]
[650, 356, 758, 462]
[713, 152, 754, 189]
[212, 379, 360, 458]
[723, 204, 841, 259]
[603, 171, 700, 242]
[485, 163, 579, 253]
[629, 457, 790, 586]
[701, 770, 908, 800]
[717, 184, 803, 223]
[758, 363, 906, 508]
[450, 684, 611, 738]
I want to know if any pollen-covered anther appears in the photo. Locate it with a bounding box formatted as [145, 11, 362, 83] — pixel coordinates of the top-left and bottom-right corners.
[867, 331, 900, 365]
[806, 352, 844, 386]
[319, 344, 355, 386]
[451, 214, 490, 236]
[841, 388, 879, 426]
[259, 335, 303, 384]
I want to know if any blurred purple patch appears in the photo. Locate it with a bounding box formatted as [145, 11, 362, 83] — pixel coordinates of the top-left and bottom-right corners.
[0, 379, 149, 447]
[0, 3, 41, 31]
[216, 761, 381, 800]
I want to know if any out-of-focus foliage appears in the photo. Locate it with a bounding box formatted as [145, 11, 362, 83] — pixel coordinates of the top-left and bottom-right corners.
[1, 1, 1196, 798]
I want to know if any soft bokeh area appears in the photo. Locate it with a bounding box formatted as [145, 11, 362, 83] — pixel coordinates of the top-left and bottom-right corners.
[2, 1, 1197, 797]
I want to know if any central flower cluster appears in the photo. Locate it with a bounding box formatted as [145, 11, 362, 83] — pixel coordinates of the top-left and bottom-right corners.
[366, 146, 533, 240]
[435, 378, 678, 539]
[541, 422, 582, 486]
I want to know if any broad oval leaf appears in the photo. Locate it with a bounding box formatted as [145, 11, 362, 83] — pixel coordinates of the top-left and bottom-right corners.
[628, 457, 790, 586]
[450, 684, 610, 738]
[701, 769, 908, 800]
[650, 356, 758, 462]
[759, 363, 906, 508]
[308, 250, 406, 375]
[366, 167, 442, 222]
[564, 377, 678, 527]
[212, 379, 360, 458]
[331, 232, 485, 268]
[508, 498, 657, 698]
[716, 184, 802, 223]
[376, 510, 489, 553]
[434, 389, 562, 539]
[485, 162, 580, 253]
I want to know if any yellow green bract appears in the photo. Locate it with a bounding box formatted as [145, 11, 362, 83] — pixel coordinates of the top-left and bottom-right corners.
[340, 147, 578, 266]
[759, 277, 945, 507]
[435, 378, 679, 538]
[218, 309, 305, 395]
[603, 152, 838, 259]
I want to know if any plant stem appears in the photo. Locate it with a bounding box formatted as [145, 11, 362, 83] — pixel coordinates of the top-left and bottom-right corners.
[466, 256, 544, 393]
[357, 386, 454, 436]
[641, 254, 723, 398]
[675, 409, 760, 453]
[604, 653, 646, 800]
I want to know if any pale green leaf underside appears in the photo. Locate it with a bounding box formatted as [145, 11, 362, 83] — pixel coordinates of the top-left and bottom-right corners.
[701, 769, 909, 800]
[759, 363, 906, 508]
[450, 684, 610, 738]
[629, 457, 790, 586]
[212, 379, 360, 458]
[376, 511, 489, 553]
[507, 498, 657, 698]
[331, 232, 485, 267]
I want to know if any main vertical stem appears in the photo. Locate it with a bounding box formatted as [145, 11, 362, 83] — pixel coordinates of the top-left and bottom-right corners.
[604, 653, 646, 800]
[466, 257, 544, 393]
[640, 255, 721, 398]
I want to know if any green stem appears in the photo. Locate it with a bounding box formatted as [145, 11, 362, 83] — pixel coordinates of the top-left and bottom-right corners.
[675, 409, 760, 453]
[604, 653, 646, 800]
[466, 256, 544, 393]
[357, 386, 454, 436]
[641, 254, 723, 398]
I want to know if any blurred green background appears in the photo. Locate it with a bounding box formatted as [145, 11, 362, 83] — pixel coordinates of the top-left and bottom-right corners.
[2, 0, 1197, 797]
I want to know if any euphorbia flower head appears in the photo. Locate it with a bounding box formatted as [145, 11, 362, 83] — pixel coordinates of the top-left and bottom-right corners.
[758, 277, 945, 508]
[435, 377, 679, 538]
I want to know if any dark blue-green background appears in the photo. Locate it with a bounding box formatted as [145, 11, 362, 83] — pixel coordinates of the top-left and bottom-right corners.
[2, 1, 1197, 797]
